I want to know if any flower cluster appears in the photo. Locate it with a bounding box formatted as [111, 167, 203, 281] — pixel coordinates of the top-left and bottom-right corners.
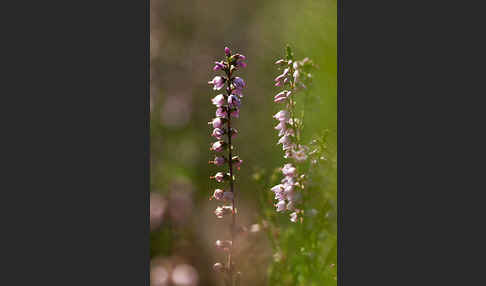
[270, 47, 315, 222]
[208, 46, 246, 283]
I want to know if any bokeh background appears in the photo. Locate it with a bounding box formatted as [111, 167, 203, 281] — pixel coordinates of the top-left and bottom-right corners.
[150, 0, 336, 285]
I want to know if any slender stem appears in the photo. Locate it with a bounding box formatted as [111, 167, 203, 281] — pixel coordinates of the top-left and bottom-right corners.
[226, 68, 236, 285]
[288, 65, 300, 146]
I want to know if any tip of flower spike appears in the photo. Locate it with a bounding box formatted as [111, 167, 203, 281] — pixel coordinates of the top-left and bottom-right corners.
[224, 47, 231, 56]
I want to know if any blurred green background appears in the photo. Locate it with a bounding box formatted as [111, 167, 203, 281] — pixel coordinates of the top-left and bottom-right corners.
[150, 0, 336, 285]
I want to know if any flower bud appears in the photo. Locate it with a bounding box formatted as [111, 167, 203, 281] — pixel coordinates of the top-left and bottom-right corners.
[213, 61, 225, 71]
[224, 47, 231, 56]
[234, 53, 246, 60]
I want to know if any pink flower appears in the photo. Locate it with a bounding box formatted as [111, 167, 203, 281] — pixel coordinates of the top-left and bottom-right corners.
[230, 128, 238, 138]
[211, 94, 226, 107]
[208, 76, 225, 90]
[210, 117, 224, 128]
[237, 61, 247, 68]
[216, 107, 227, 118]
[274, 90, 291, 103]
[282, 163, 296, 177]
[213, 61, 225, 71]
[293, 69, 300, 82]
[234, 54, 246, 61]
[214, 205, 233, 218]
[275, 59, 285, 65]
[274, 74, 285, 83]
[274, 110, 290, 122]
[287, 201, 295, 211]
[293, 148, 308, 162]
[275, 200, 286, 212]
[271, 184, 284, 193]
[233, 77, 246, 89]
[232, 156, 243, 169]
[224, 47, 231, 56]
[211, 172, 226, 182]
[210, 141, 226, 152]
[278, 135, 292, 145]
[210, 156, 226, 165]
[282, 142, 296, 151]
[274, 191, 285, 201]
[212, 128, 225, 139]
[228, 94, 241, 108]
[230, 108, 239, 118]
[212, 189, 224, 200]
[290, 211, 298, 223]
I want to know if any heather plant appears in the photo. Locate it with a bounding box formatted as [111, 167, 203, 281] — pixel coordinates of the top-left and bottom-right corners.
[208, 47, 246, 286]
[270, 46, 316, 222]
[252, 46, 337, 286]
